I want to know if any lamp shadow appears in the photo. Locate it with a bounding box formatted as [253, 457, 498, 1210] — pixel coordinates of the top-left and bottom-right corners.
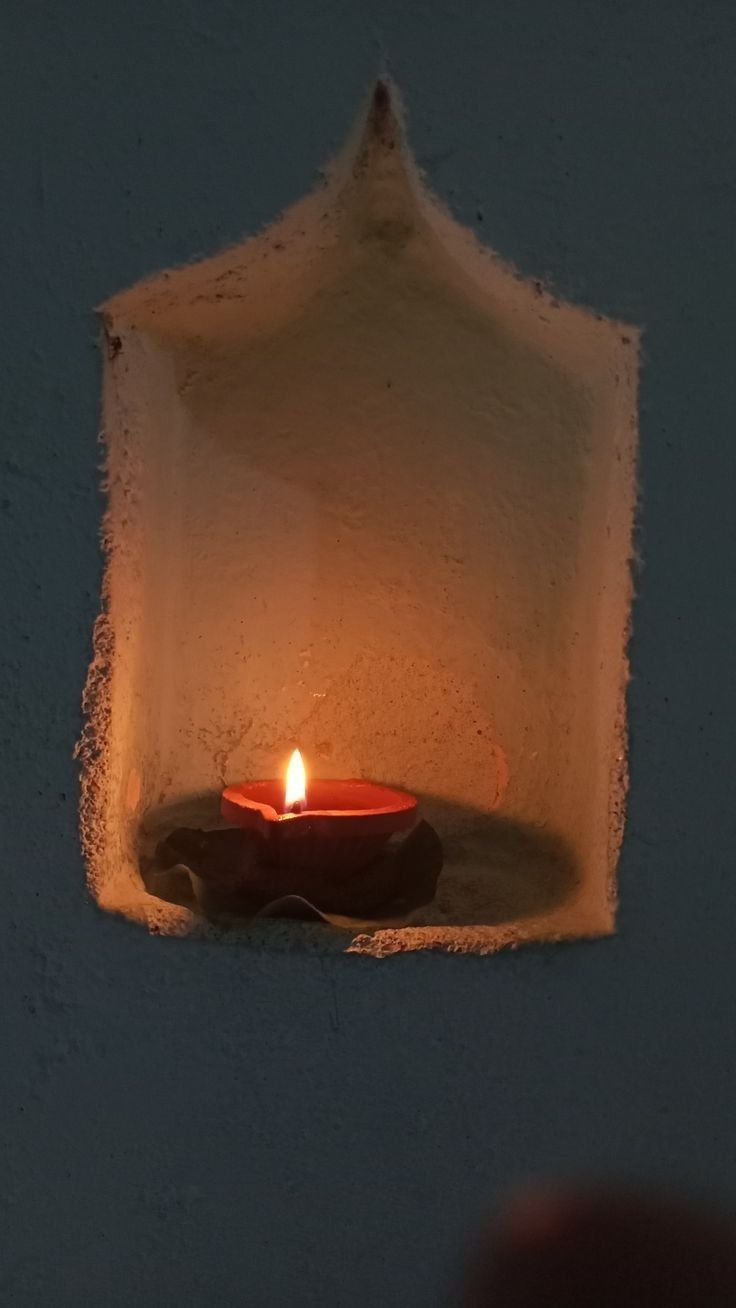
[417, 794, 579, 926]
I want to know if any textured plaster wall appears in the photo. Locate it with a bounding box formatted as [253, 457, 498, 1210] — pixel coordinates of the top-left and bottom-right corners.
[1, 3, 735, 1304]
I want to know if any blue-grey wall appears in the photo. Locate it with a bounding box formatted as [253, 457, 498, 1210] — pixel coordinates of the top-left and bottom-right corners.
[2, 3, 735, 1303]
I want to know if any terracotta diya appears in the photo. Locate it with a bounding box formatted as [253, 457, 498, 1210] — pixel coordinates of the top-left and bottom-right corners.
[221, 749, 417, 872]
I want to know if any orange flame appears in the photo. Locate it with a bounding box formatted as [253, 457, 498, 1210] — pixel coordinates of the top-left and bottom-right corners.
[284, 748, 307, 811]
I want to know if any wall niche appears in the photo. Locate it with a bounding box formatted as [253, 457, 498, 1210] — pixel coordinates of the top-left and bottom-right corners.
[79, 81, 638, 956]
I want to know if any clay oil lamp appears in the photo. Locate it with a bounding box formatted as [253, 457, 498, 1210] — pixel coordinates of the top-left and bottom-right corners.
[155, 751, 442, 921]
[221, 749, 418, 872]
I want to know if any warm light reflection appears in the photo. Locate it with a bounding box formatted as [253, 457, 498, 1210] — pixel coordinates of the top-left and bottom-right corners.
[284, 748, 307, 811]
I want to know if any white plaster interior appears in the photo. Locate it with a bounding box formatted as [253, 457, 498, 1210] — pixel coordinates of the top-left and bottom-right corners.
[80, 82, 638, 954]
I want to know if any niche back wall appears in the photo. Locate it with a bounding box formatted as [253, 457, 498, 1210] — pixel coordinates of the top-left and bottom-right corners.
[2, 4, 735, 1306]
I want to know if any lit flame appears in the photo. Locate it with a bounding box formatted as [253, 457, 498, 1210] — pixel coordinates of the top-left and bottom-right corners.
[284, 748, 307, 811]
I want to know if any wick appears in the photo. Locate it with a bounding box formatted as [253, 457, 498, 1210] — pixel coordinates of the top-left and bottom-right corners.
[289, 800, 305, 815]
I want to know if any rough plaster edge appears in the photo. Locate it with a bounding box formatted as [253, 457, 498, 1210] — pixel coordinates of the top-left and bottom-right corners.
[93, 879, 614, 957]
[604, 578, 634, 929]
[75, 422, 116, 904]
[76, 323, 146, 908]
[604, 348, 642, 929]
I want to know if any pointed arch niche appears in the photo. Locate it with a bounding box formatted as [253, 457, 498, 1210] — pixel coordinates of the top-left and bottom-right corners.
[80, 83, 638, 956]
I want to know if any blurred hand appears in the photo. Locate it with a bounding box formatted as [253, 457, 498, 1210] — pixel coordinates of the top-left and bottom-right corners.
[464, 1186, 736, 1306]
